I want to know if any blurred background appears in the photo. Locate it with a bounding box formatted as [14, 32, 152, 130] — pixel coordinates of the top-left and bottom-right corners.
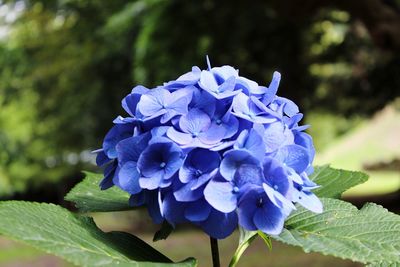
[0, 0, 399, 266]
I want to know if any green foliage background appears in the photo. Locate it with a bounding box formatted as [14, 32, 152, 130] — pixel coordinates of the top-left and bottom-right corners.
[0, 0, 399, 196]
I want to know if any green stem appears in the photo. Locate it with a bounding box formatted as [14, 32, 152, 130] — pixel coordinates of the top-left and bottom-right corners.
[210, 237, 220, 267]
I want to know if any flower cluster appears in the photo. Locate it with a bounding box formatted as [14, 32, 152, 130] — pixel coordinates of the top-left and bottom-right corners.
[95, 60, 322, 239]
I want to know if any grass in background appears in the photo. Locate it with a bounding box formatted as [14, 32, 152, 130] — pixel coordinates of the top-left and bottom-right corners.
[312, 104, 400, 196]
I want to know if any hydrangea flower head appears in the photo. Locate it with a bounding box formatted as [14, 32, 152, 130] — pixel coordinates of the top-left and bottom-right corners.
[96, 58, 322, 239]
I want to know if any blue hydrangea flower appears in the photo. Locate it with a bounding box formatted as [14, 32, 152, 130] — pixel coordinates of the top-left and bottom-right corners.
[174, 149, 220, 202]
[95, 58, 323, 239]
[167, 108, 226, 148]
[137, 139, 184, 190]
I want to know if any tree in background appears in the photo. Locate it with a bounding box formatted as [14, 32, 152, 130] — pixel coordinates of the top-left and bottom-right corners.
[0, 0, 399, 197]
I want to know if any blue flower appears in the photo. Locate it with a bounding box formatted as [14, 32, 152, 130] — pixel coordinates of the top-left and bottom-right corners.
[174, 149, 220, 202]
[234, 128, 266, 159]
[256, 71, 281, 105]
[137, 139, 184, 190]
[167, 108, 225, 148]
[96, 59, 323, 239]
[199, 66, 240, 99]
[232, 92, 277, 124]
[137, 87, 192, 123]
[237, 186, 286, 235]
[198, 207, 238, 239]
[219, 149, 260, 181]
[113, 133, 151, 194]
[204, 163, 264, 213]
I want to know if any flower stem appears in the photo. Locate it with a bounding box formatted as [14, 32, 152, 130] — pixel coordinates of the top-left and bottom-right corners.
[210, 237, 220, 267]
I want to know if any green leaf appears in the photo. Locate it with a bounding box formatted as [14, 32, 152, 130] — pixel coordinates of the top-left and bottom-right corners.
[228, 227, 259, 267]
[274, 198, 400, 265]
[310, 165, 368, 198]
[65, 171, 132, 212]
[368, 262, 400, 267]
[0, 201, 197, 267]
[257, 231, 272, 251]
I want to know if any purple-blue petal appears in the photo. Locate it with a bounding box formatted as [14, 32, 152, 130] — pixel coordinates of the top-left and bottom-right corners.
[204, 179, 237, 213]
[114, 162, 141, 194]
[199, 209, 238, 239]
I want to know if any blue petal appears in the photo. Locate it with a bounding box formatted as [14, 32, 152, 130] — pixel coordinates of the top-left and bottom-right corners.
[139, 171, 163, 190]
[234, 128, 266, 159]
[263, 183, 295, 211]
[277, 97, 299, 117]
[131, 85, 149, 95]
[232, 93, 276, 123]
[184, 199, 211, 222]
[198, 124, 226, 144]
[236, 76, 259, 95]
[262, 122, 294, 153]
[237, 189, 260, 231]
[113, 161, 141, 194]
[178, 66, 201, 81]
[174, 180, 205, 202]
[190, 172, 215, 190]
[137, 88, 169, 117]
[122, 85, 149, 116]
[122, 92, 140, 117]
[162, 192, 187, 226]
[150, 126, 169, 138]
[116, 133, 151, 164]
[161, 91, 191, 123]
[211, 65, 238, 81]
[276, 145, 310, 173]
[103, 124, 134, 159]
[188, 149, 221, 175]
[96, 150, 110, 166]
[100, 161, 117, 190]
[294, 132, 315, 161]
[261, 71, 280, 105]
[199, 70, 219, 92]
[166, 128, 193, 145]
[164, 151, 184, 179]
[200, 209, 238, 239]
[232, 92, 250, 115]
[293, 190, 323, 213]
[190, 88, 216, 116]
[204, 179, 237, 213]
[129, 191, 146, 207]
[217, 111, 239, 139]
[146, 190, 163, 224]
[263, 157, 291, 195]
[253, 199, 285, 235]
[285, 113, 303, 128]
[207, 89, 241, 100]
[210, 140, 235, 151]
[217, 76, 236, 93]
[179, 108, 211, 134]
[233, 164, 265, 190]
[220, 149, 260, 181]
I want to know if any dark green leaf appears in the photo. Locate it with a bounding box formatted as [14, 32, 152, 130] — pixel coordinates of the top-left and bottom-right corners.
[153, 221, 174, 242]
[274, 198, 400, 265]
[65, 171, 131, 212]
[0, 201, 197, 267]
[310, 165, 368, 198]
